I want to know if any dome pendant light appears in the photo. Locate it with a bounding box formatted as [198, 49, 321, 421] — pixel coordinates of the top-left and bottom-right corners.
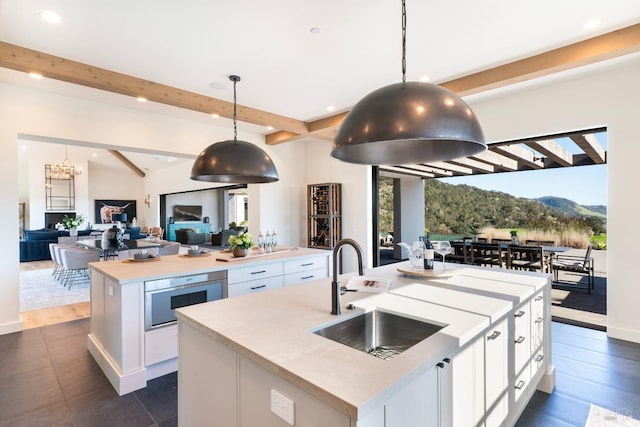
[191, 75, 279, 183]
[331, 0, 486, 165]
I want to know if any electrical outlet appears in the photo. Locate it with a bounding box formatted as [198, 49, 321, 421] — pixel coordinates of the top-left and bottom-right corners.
[271, 389, 295, 425]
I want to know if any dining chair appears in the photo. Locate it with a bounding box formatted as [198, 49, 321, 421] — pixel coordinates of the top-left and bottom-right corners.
[59, 247, 100, 289]
[506, 245, 545, 272]
[470, 242, 504, 268]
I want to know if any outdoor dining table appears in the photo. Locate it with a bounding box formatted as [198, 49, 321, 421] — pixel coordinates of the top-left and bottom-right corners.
[76, 238, 163, 260]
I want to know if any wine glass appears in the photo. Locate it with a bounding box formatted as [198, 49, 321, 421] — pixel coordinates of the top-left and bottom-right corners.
[407, 240, 425, 271]
[433, 241, 452, 270]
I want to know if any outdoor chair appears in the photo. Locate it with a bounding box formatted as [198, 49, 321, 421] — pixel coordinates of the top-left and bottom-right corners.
[447, 241, 469, 264]
[507, 245, 545, 272]
[549, 244, 594, 294]
[470, 242, 504, 268]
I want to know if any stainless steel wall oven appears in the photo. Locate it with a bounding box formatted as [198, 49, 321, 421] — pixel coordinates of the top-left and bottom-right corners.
[144, 270, 227, 330]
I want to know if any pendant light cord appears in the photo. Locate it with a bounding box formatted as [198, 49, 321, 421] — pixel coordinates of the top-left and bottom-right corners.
[401, 0, 407, 83]
[232, 78, 238, 141]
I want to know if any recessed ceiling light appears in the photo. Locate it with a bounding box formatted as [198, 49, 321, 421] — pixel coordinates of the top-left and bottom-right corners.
[310, 27, 321, 34]
[209, 81, 228, 90]
[29, 72, 43, 80]
[39, 10, 61, 24]
[211, 113, 220, 118]
[136, 96, 147, 103]
[584, 18, 602, 30]
[266, 125, 274, 130]
[326, 105, 335, 112]
[418, 75, 430, 82]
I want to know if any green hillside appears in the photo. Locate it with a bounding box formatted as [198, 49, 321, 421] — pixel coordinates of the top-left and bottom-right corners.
[535, 196, 607, 218]
[379, 178, 606, 235]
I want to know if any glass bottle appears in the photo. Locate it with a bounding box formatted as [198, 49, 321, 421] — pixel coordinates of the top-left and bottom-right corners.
[424, 238, 434, 270]
[265, 231, 272, 253]
[258, 231, 265, 254]
[271, 230, 277, 252]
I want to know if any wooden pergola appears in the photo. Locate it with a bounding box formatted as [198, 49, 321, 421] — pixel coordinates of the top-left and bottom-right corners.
[379, 127, 607, 179]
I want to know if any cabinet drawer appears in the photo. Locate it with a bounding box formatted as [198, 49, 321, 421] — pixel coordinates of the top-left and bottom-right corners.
[284, 268, 328, 286]
[228, 262, 283, 284]
[513, 363, 531, 403]
[145, 324, 178, 366]
[228, 275, 284, 298]
[284, 256, 328, 274]
[513, 303, 531, 375]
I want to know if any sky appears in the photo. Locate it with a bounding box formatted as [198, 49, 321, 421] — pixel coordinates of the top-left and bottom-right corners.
[438, 132, 608, 206]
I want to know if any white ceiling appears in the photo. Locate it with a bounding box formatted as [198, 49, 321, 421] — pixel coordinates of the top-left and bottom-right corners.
[2, 0, 640, 172]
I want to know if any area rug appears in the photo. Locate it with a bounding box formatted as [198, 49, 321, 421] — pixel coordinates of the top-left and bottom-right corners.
[585, 404, 640, 427]
[20, 268, 90, 312]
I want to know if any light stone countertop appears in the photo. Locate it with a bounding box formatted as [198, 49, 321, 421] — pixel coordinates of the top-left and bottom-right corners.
[87, 246, 329, 284]
[176, 261, 549, 420]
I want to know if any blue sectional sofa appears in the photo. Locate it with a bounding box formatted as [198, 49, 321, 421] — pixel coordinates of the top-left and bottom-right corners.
[19, 228, 92, 262]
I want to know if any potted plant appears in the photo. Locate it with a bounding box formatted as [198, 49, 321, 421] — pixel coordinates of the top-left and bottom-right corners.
[228, 231, 253, 257]
[510, 230, 518, 244]
[62, 214, 85, 236]
[468, 225, 480, 242]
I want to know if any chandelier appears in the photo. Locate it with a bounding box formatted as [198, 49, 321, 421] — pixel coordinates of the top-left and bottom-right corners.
[50, 145, 82, 179]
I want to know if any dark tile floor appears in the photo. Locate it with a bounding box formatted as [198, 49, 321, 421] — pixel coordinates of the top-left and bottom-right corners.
[0, 318, 177, 427]
[2, 317, 639, 426]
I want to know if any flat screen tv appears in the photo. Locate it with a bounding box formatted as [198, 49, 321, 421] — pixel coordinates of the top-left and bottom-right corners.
[173, 205, 202, 222]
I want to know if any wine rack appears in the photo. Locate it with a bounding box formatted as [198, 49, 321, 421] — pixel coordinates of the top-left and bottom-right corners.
[308, 183, 341, 249]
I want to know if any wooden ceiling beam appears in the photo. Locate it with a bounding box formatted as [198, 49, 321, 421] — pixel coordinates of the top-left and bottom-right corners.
[423, 161, 473, 175]
[570, 134, 606, 164]
[490, 144, 544, 169]
[470, 150, 518, 171]
[525, 139, 573, 167]
[107, 150, 146, 177]
[379, 166, 435, 178]
[442, 23, 640, 96]
[446, 157, 495, 173]
[0, 41, 309, 136]
[2, 24, 638, 146]
[265, 23, 640, 144]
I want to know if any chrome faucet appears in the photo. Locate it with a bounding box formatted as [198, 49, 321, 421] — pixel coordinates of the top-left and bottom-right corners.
[331, 238, 364, 315]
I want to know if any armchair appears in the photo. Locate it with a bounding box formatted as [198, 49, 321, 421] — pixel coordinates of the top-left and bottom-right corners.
[549, 244, 594, 293]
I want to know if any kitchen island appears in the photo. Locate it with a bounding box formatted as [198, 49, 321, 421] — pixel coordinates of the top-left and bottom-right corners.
[86, 246, 330, 395]
[176, 262, 555, 426]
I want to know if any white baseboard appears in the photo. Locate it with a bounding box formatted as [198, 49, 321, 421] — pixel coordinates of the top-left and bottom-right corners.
[87, 333, 148, 396]
[0, 318, 23, 335]
[607, 325, 640, 344]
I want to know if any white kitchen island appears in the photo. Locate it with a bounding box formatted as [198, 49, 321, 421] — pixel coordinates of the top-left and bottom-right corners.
[86, 247, 330, 396]
[176, 262, 555, 427]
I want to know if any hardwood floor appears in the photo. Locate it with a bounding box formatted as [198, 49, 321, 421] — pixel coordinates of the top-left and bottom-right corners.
[20, 260, 90, 329]
[516, 322, 640, 426]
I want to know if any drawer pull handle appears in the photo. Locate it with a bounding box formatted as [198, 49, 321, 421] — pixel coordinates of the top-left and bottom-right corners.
[515, 336, 526, 344]
[443, 358, 450, 364]
[515, 380, 526, 390]
[251, 270, 267, 275]
[514, 310, 526, 318]
[487, 331, 501, 340]
[301, 262, 314, 267]
[535, 317, 543, 324]
[301, 275, 314, 280]
[535, 295, 543, 301]
[535, 354, 544, 362]
[436, 362, 444, 368]
[250, 285, 267, 290]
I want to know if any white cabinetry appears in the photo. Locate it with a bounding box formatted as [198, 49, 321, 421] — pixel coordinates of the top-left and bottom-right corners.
[228, 255, 330, 297]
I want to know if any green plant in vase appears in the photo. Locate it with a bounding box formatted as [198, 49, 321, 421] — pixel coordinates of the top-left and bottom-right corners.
[229, 232, 253, 257]
[510, 229, 518, 244]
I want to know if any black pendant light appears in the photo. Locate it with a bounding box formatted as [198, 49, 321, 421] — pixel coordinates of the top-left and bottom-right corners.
[191, 75, 279, 183]
[331, 0, 486, 165]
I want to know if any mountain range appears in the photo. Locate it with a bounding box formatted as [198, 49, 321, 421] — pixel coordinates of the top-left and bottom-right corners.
[534, 196, 607, 218]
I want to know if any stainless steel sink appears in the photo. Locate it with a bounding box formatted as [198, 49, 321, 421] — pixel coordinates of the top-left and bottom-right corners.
[313, 309, 446, 360]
